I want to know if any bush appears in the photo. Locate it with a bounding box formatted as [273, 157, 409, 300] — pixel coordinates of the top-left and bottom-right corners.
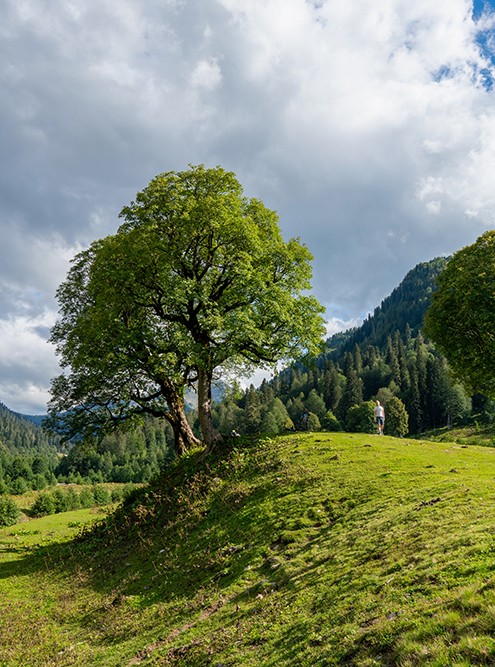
[345, 401, 375, 433]
[92, 485, 110, 505]
[284, 417, 295, 431]
[322, 410, 342, 431]
[79, 487, 95, 508]
[31, 492, 55, 517]
[10, 477, 29, 495]
[123, 482, 136, 499]
[52, 488, 70, 513]
[66, 487, 80, 511]
[111, 487, 123, 503]
[32, 473, 48, 491]
[0, 497, 20, 526]
[384, 397, 409, 437]
[307, 412, 321, 431]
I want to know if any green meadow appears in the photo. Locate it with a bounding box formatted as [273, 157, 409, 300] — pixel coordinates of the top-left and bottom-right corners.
[1, 432, 495, 666]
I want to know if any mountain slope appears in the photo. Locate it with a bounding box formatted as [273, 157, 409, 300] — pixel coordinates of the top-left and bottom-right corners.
[326, 256, 448, 357]
[0, 402, 63, 456]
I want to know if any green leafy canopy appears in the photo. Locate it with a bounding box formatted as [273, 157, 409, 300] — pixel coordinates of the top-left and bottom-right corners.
[424, 230, 495, 398]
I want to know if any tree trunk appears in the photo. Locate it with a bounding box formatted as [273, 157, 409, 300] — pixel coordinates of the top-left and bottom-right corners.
[197, 366, 223, 454]
[165, 388, 201, 456]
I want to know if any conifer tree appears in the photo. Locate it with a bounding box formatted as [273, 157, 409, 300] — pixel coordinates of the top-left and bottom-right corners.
[416, 346, 428, 427]
[390, 350, 401, 388]
[405, 322, 412, 345]
[323, 363, 342, 413]
[353, 344, 363, 374]
[306, 370, 315, 394]
[365, 345, 377, 368]
[245, 386, 262, 434]
[408, 366, 423, 433]
[398, 338, 410, 391]
[279, 371, 289, 398]
[343, 352, 354, 377]
[339, 369, 363, 420]
[425, 357, 442, 429]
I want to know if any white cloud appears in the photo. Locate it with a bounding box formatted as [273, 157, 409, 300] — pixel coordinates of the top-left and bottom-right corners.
[426, 200, 442, 215]
[325, 316, 368, 338]
[0, 310, 59, 414]
[190, 59, 222, 90]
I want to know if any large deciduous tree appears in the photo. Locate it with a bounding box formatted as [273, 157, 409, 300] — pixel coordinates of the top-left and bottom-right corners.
[423, 231, 495, 399]
[46, 165, 325, 455]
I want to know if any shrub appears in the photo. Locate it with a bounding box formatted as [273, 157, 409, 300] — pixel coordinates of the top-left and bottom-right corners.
[384, 397, 409, 437]
[0, 497, 20, 526]
[10, 477, 29, 495]
[307, 412, 321, 431]
[92, 485, 110, 505]
[123, 482, 136, 499]
[322, 410, 342, 432]
[52, 488, 70, 513]
[346, 401, 375, 433]
[31, 492, 55, 517]
[32, 473, 48, 491]
[284, 417, 295, 431]
[111, 487, 123, 503]
[79, 487, 94, 508]
[66, 487, 80, 511]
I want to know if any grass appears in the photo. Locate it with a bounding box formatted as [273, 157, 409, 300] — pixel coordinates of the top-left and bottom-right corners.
[2, 432, 495, 665]
[417, 420, 495, 448]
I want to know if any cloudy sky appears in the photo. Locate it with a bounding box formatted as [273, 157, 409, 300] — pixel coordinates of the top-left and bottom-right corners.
[2, 0, 495, 414]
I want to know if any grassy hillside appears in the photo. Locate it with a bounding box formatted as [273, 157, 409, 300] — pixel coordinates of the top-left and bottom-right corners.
[2, 432, 495, 666]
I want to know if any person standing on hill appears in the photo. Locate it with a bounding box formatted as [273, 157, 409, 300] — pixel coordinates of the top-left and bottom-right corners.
[374, 400, 385, 435]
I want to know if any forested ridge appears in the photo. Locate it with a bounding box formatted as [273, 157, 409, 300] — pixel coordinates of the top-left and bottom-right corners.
[0, 402, 62, 457]
[326, 257, 449, 354]
[0, 403, 178, 493]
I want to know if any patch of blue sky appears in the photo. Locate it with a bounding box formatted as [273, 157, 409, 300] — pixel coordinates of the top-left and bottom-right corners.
[433, 65, 453, 83]
[474, 23, 495, 90]
[433, 62, 493, 90]
[472, 0, 495, 20]
[432, 2, 495, 91]
[473, 1, 495, 73]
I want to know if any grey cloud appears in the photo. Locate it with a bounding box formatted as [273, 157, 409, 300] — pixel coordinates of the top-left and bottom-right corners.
[1, 0, 495, 412]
